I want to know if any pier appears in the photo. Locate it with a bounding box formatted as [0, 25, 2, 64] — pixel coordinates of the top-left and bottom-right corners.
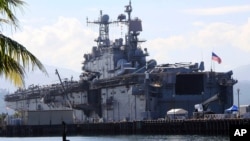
[0, 118, 249, 137]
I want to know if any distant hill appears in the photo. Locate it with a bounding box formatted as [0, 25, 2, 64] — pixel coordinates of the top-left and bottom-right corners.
[233, 81, 250, 106]
[0, 89, 14, 114]
[232, 64, 250, 106]
[233, 64, 250, 81]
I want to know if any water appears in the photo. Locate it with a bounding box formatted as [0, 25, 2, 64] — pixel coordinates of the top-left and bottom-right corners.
[0, 135, 229, 141]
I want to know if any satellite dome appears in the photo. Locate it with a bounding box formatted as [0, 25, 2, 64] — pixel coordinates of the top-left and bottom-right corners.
[101, 14, 109, 23]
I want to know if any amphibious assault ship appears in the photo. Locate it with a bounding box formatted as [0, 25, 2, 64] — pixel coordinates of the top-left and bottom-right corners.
[4, 2, 237, 125]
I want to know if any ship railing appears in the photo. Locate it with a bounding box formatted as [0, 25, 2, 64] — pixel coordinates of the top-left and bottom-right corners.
[155, 62, 198, 69]
[91, 75, 139, 89]
[6, 81, 81, 100]
[204, 114, 226, 119]
[4, 94, 21, 101]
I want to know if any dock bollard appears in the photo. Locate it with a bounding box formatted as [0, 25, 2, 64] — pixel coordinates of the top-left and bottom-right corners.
[62, 121, 69, 141]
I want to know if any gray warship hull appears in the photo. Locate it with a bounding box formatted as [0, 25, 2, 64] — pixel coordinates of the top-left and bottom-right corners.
[4, 1, 237, 124]
[84, 70, 236, 120]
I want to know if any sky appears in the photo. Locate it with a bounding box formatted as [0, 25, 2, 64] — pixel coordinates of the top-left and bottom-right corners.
[5, 0, 250, 74]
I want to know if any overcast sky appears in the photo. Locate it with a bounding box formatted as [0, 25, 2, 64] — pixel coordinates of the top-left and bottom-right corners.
[6, 0, 250, 73]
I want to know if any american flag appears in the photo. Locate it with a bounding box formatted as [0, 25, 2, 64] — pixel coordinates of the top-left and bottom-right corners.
[212, 52, 222, 64]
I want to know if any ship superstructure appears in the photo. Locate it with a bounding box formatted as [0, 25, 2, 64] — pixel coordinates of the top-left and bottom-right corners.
[4, 1, 237, 124]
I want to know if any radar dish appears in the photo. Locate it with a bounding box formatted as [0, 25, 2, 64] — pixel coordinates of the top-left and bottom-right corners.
[118, 14, 126, 21]
[101, 14, 109, 23]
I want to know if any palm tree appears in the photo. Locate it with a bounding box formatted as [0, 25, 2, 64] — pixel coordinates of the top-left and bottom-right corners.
[0, 0, 47, 87]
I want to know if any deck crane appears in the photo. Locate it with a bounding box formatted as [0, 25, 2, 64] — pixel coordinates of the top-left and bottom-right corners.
[55, 69, 73, 109]
[193, 93, 220, 119]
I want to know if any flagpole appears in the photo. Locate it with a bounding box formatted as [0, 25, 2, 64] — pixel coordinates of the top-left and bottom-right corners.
[210, 57, 212, 72]
[213, 61, 215, 71]
[211, 49, 213, 72]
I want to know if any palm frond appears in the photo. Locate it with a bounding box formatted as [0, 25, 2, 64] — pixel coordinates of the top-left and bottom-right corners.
[0, 51, 24, 86]
[0, 34, 48, 73]
[0, 33, 48, 87]
[0, 0, 48, 87]
[0, 0, 26, 27]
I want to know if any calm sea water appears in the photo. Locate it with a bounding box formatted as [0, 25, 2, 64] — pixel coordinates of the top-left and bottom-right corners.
[0, 135, 229, 141]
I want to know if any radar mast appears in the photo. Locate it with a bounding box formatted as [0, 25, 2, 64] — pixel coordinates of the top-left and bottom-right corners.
[87, 10, 114, 48]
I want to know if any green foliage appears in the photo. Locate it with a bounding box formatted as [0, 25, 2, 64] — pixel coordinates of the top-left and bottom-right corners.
[0, 0, 25, 27]
[0, 0, 48, 87]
